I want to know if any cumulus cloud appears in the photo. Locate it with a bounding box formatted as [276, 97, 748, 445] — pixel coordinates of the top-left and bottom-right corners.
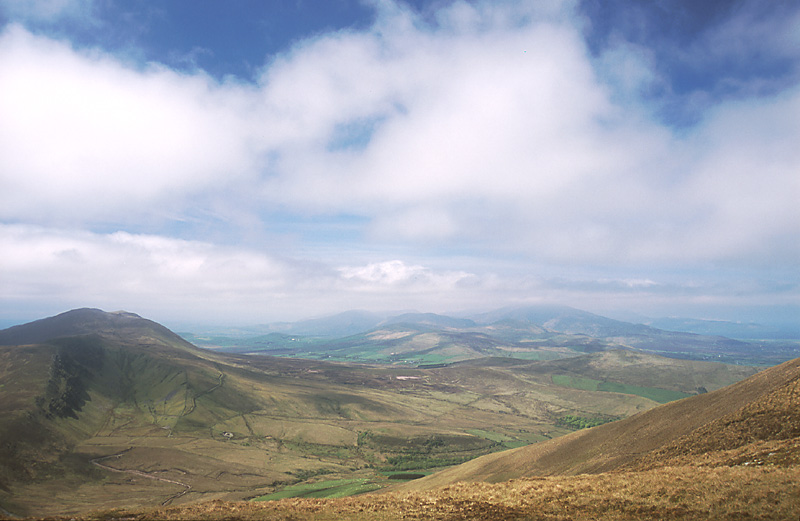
[0, 224, 490, 322]
[6, 223, 785, 325]
[0, 26, 259, 224]
[339, 259, 475, 289]
[3, 3, 798, 267]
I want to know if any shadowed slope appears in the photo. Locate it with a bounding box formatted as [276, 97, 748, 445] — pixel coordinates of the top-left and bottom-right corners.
[0, 309, 246, 502]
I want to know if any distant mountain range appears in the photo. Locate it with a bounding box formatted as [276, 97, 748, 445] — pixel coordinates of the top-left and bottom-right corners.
[182, 305, 800, 366]
[643, 316, 800, 340]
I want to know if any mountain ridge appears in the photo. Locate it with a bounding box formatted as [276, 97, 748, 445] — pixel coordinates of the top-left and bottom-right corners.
[183, 305, 799, 366]
[0, 308, 199, 354]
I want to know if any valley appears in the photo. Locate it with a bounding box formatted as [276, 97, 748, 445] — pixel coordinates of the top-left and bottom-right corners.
[0, 308, 796, 519]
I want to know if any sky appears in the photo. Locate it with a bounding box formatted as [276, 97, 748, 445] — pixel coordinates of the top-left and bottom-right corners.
[1, 0, 799, 329]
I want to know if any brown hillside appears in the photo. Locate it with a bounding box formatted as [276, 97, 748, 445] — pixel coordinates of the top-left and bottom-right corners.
[627, 356, 800, 470]
[52, 466, 800, 521]
[399, 356, 800, 489]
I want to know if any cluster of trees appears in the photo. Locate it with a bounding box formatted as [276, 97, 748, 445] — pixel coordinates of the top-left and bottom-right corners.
[382, 454, 472, 471]
[556, 415, 617, 430]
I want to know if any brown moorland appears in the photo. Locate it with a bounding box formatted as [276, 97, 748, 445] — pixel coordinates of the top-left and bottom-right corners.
[32, 467, 800, 520]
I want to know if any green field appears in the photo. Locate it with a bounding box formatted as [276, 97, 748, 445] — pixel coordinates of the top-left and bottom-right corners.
[465, 429, 541, 448]
[551, 374, 693, 403]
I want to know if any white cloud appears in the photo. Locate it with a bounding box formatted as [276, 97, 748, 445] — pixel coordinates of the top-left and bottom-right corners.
[1, 223, 796, 325]
[0, 26, 259, 224]
[338, 259, 474, 289]
[677, 89, 800, 264]
[0, 224, 323, 322]
[3, 5, 798, 268]
[0, 225, 487, 322]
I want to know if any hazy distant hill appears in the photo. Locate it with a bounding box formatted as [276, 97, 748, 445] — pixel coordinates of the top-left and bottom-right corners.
[378, 312, 478, 329]
[646, 316, 800, 340]
[185, 305, 799, 365]
[263, 310, 387, 337]
[469, 305, 765, 360]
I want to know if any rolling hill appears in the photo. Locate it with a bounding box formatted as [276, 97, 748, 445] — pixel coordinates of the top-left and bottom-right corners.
[470, 305, 768, 362]
[75, 352, 800, 519]
[0, 308, 765, 518]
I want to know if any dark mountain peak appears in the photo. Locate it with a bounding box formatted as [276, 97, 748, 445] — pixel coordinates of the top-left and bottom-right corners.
[380, 312, 477, 329]
[471, 305, 655, 336]
[0, 308, 191, 351]
[471, 304, 583, 325]
[108, 310, 144, 319]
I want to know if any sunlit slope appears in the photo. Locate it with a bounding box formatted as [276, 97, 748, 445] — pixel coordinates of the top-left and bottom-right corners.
[507, 348, 759, 392]
[400, 356, 800, 489]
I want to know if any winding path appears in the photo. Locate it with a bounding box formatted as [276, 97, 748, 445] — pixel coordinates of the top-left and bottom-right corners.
[181, 371, 225, 416]
[90, 371, 226, 506]
[0, 504, 18, 518]
[91, 450, 192, 506]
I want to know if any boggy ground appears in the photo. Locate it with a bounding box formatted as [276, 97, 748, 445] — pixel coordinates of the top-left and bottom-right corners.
[25, 465, 800, 521]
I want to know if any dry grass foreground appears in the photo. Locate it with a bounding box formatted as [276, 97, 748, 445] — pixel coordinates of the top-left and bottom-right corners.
[26, 466, 800, 520]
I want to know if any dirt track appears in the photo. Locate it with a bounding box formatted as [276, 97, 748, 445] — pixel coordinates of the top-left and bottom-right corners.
[90, 450, 191, 506]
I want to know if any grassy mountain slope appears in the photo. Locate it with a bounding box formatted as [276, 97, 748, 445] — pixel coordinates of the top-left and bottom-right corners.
[397, 356, 800, 489]
[100, 465, 800, 521]
[511, 348, 759, 393]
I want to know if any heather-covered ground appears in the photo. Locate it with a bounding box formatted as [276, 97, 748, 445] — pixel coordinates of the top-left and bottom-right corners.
[46, 466, 799, 521]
